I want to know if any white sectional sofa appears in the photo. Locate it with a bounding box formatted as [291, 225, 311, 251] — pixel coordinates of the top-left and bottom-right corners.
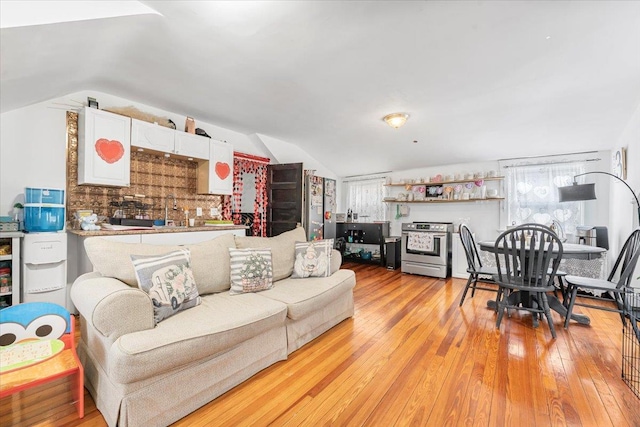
[71, 227, 355, 427]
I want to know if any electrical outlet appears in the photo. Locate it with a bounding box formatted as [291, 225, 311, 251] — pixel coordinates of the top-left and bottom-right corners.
[196, 207, 202, 217]
[210, 207, 219, 216]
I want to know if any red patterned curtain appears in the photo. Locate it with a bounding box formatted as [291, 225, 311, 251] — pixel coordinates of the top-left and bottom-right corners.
[227, 152, 270, 236]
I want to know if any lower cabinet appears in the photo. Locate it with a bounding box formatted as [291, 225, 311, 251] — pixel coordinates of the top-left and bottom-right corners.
[451, 232, 470, 279]
[68, 229, 246, 281]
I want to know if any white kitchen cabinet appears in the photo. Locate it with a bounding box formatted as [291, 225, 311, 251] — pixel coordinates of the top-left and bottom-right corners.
[174, 132, 210, 160]
[78, 107, 131, 187]
[131, 118, 210, 160]
[140, 229, 244, 245]
[452, 232, 470, 279]
[131, 118, 175, 153]
[197, 139, 234, 195]
[68, 228, 246, 280]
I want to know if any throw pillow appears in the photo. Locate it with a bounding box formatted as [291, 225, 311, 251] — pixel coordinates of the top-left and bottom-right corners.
[229, 248, 274, 295]
[234, 227, 306, 280]
[131, 249, 201, 324]
[291, 239, 334, 278]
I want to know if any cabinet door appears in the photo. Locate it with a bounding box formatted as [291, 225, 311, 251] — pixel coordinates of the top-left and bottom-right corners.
[130, 118, 175, 153]
[197, 140, 233, 195]
[78, 107, 131, 187]
[175, 132, 210, 160]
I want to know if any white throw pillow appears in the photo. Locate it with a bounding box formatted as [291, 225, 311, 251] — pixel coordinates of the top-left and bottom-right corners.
[229, 248, 274, 295]
[291, 239, 334, 278]
[131, 249, 201, 324]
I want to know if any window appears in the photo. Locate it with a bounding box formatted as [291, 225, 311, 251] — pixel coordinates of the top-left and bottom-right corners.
[504, 162, 586, 235]
[344, 177, 387, 222]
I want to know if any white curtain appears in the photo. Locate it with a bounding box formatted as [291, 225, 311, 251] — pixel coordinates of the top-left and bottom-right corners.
[505, 162, 586, 235]
[345, 178, 387, 221]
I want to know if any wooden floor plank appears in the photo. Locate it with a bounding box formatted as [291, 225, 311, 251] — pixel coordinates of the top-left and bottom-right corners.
[1, 263, 638, 427]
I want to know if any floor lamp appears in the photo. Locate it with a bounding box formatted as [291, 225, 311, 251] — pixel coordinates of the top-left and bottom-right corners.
[558, 171, 640, 226]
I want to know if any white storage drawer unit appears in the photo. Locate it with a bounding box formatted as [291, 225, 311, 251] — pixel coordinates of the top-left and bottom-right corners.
[22, 233, 68, 307]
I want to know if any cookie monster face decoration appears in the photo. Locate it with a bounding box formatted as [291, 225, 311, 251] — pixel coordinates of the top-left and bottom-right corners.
[0, 302, 70, 347]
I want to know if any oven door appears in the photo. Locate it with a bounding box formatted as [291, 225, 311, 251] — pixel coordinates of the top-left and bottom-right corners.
[401, 231, 448, 265]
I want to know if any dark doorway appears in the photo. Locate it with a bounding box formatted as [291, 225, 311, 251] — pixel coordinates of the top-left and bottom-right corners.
[266, 163, 303, 236]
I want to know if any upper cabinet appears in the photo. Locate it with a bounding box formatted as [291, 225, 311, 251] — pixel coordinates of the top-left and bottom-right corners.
[78, 107, 131, 187]
[197, 139, 233, 195]
[174, 132, 210, 160]
[130, 119, 175, 153]
[131, 119, 209, 160]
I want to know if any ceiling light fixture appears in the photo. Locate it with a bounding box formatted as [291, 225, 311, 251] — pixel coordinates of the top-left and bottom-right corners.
[383, 113, 409, 129]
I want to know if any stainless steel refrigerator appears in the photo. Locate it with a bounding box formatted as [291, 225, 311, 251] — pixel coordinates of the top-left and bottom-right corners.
[303, 175, 336, 241]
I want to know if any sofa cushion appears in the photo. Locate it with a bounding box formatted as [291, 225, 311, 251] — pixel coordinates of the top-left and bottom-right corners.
[109, 292, 287, 384]
[235, 227, 306, 281]
[291, 239, 333, 278]
[85, 238, 179, 286]
[185, 233, 236, 294]
[131, 249, 201, 324]
[258, 269, 356, 320]
[84, 234, 236, 293]
[229, 248, 274, 295]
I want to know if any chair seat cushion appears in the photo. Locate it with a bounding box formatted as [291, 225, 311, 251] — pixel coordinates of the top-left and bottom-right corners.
[565, 275, 618, 291]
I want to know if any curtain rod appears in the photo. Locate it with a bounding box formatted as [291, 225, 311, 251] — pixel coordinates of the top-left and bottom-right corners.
[233, 151, 270, 163]
[501, 158, 601, 168]
[342, 173, 390, 182]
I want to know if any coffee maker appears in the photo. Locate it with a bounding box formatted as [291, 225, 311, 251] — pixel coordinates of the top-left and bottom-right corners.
[576, 226, 609, 249]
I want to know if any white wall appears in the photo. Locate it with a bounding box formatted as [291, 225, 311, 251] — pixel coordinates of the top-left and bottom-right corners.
[610, 102, 640, 287]
[340, 161, 503, 241]
[0, 101, 67, 216]
[254, 133, 338, 180]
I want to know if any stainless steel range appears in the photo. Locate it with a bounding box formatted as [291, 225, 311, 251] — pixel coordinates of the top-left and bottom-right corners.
[401, 222, 453, 278]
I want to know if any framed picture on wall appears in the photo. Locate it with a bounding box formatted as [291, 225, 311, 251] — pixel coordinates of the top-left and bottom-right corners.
[612, 147, 627, 180]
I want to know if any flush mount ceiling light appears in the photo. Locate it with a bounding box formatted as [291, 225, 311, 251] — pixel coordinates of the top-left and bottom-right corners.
[383, 113, 409, 129]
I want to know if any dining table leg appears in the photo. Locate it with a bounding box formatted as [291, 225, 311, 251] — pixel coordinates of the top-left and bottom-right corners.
[486, 293, 590, 326]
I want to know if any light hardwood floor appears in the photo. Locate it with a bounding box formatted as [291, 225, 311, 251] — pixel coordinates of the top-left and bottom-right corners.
[2, 262, 639, 426]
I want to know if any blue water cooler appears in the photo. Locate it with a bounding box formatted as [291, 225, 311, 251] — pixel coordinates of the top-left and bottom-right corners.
[21, 188, 68, 308]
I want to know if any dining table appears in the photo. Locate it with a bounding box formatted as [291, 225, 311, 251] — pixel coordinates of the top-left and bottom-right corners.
[478, 241, 607, 326]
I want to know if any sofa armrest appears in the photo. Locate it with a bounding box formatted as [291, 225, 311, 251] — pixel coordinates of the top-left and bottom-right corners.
[331, 249, 342, 274]
[71, 273, 155, 341]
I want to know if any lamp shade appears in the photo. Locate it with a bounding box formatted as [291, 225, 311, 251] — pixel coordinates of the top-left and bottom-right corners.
[558, 183, 596, 202]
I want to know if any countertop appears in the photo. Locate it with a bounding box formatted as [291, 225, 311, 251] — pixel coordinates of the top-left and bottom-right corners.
[67, 224, 248, 237]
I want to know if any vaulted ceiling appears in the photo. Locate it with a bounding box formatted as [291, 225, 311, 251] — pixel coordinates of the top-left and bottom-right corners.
[2, 1, 639, 176]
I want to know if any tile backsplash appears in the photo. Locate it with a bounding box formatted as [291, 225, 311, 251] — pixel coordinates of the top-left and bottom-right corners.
[66, 112, 227, 226]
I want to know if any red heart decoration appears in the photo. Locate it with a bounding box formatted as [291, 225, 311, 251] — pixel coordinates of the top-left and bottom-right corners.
[95, 138, 124, 164]
[215, 162, 230, 180]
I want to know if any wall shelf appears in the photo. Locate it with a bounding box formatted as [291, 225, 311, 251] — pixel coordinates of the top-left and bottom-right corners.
[383, 198, 504, 204]
[384, 176, 504, 187]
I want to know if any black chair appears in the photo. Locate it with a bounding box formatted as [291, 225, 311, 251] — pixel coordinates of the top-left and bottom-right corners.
[493, 224, 564, 338]
[458, 224, 499, 307]
[563, 228, 640, 330]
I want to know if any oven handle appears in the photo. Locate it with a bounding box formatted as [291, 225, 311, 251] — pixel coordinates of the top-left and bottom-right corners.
[402, 232, 448, 239]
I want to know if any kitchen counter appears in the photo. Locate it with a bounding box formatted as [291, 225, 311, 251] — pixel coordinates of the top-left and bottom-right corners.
[67, 224, 247, 237]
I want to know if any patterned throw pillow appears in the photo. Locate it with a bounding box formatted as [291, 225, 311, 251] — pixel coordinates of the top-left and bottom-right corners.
[291, 239, 333, 278]
[229, 248, 274, 295]
[131, 249, 201, 324]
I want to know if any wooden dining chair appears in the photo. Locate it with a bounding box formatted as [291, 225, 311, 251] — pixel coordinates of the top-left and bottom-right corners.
[458, 224, 500, 307]
[563, 228, 640, 331]
[0, 302, 84, 418]
[493, 224, 564, 338]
